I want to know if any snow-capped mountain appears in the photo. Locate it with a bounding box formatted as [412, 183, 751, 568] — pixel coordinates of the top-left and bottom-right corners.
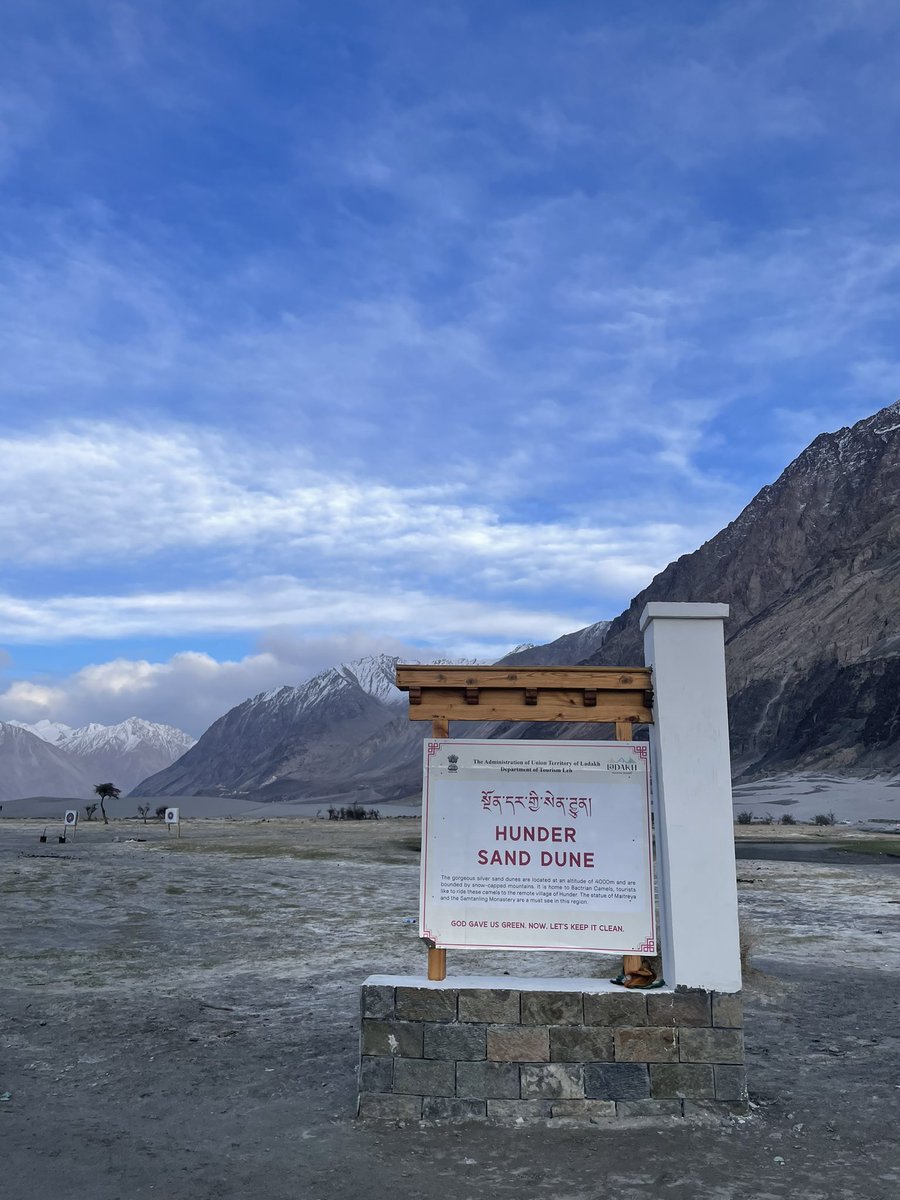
[8, 717, 196, 796]
[7, 719, 75, 746]
[0, 723, 93, 802]
[131, 654, 407, 800]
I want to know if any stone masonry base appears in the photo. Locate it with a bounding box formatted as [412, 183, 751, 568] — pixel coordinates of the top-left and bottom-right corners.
[357, 975, 746, 1124]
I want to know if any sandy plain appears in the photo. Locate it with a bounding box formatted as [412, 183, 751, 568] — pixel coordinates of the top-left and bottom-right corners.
[1, 815, 899, 1200]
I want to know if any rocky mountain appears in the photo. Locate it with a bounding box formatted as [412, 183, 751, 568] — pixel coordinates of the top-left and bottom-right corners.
[495, 620, 610, 666]
[9, 717, 196, 796]
[129, 630, 627, 803]
[130, 655, 416, 802]
[0, 723, 94, 802]
[583, 400, 900, 776]
[132, 398, 900, 803]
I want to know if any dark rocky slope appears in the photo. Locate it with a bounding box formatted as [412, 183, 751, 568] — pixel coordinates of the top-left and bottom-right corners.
[584, 401, 900, 776]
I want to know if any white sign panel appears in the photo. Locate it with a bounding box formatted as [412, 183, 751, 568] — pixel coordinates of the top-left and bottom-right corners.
[164, 807, 180, 825]
[420, 740, 655, 955]
[64, 810, 78, 826]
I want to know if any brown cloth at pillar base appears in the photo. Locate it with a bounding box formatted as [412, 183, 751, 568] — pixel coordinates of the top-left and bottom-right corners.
[610, 954, 665, 989]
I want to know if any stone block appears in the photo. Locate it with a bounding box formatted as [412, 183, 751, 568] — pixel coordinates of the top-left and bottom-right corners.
[650, 1063, 715, 1099]
[458, 989, 520, 1024]
[393, 1058, 456, 1097]
[357, 1093, 422, 1120]
[647, 992, 711, 1028]
[360, 984, 394, 1020]
[521, 990, 583, 1026]
[422, 1097, 487, 1122]
[487, 1099, 552, 1122]
[712, 993, 743, 1028]
[584, 1063, 649, 1101]
[616, 1099, 683, 1118]
[360, 1020, 423, 1058]
[550, 1100, 616, 1120]
[520, 1063, 584, 1100]
[679, 1028, 744, 1065]
[550, 1025, 614, 1062]
[487, 1024, 549, 1062]
[583, 991, 648, 1027]
[456, 1061, 520, 1100]
[614, 1027, 678, 1062]
[395, 987, 457, 1022]
[423, 1022, 486, 1061]
[358, 1056, 393, 1093]
[714, 1064, 747, 1102]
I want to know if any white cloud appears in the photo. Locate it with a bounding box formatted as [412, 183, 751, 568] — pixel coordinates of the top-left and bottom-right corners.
[0, 631, 507, 736]
[0, 421, 712, 599]
[0, 576, 591, 647]
[0, 649, 285, 735]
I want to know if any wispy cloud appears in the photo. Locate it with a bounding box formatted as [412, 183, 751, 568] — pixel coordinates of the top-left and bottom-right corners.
[0, 420, 712, 604]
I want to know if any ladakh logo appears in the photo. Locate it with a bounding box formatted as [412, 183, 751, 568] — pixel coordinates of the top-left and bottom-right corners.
[447, 753, 459, 773]
[607, 756, 638, 773]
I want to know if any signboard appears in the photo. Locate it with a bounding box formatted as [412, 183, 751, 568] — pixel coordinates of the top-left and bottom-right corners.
[420, 739, 655, 955]
[64, 810, 78, 827]
[164, 807, 180, 825]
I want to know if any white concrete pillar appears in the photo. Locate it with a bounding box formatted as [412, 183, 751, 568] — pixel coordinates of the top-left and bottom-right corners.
[640, 602, 741, 993]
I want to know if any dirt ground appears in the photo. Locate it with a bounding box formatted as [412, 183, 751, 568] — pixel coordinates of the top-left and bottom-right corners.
[2, 817, 899, 1200]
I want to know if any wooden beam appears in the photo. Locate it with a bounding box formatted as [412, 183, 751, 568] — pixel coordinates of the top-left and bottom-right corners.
[615, 720, 634, 741]
[396, 665, 650, 692]
[429, 714, 449, 981]
[432, 716, 449, 738]
[407, 688, 651, 724]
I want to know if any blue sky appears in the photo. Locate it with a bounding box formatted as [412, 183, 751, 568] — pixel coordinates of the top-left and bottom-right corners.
[2, 0, 899, 734]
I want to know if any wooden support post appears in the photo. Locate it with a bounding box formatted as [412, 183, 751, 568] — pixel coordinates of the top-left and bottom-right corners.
[617, 719, 640, 982]
[428, 715, 449, 981]
[427, 947, 447, 980]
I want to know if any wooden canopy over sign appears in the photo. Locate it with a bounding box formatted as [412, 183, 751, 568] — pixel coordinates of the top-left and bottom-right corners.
[395, 664, 653, 739]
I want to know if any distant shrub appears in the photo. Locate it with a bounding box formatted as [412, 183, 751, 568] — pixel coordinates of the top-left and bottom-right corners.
[813, 812, 836, 826]
[760, 813, 774, 825]
[155, 805, 167, 820]
[780, 814, 796, 825]
[327, 803, 380, 821]
[736, 811, 754, 825]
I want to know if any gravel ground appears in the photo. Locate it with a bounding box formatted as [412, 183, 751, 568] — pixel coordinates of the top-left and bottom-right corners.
[2, 818, 899, 1200]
